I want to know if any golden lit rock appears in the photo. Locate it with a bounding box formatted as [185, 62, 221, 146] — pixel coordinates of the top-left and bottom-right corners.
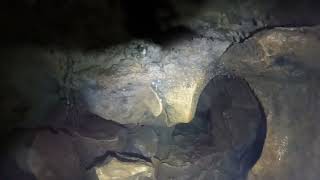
[164, 80, 203, 126]
[95, 158, 154, 180]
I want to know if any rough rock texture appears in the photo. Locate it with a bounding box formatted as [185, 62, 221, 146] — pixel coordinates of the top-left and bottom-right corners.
[94, 157, 155, 180]
[1, 0, 320, 131]
[0, 36, 229, 127]
[126, 126, 159, 158]
[156, 76, 266, 180]
[1, 1, 320, 179]
[0, 75, 266, 180]
[182, 0, 320, 42]
[71, 116, 128, 168]
[58, 38, 230, 126]
[0, 112, 130, 180]
[221, 26, 320, 179]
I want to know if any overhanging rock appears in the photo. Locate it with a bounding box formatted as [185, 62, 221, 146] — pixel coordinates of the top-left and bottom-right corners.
[50, 37, 230, 126]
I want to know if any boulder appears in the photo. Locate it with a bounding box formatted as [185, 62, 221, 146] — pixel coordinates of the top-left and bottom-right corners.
[50, 38, 230, 126]
[93, 156, 155, 180]
[221, 26, 320, 180]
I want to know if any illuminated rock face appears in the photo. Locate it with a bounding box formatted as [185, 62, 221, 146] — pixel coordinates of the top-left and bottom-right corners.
[0, 32, 230, 127]
[50, 37, 230, 126]
[94, 158, 154, 180]
[2, 24, 320, 179]
[221, 26, 320, 180]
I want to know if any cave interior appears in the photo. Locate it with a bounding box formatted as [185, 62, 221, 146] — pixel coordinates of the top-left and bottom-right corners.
[1, 0, 320, 180]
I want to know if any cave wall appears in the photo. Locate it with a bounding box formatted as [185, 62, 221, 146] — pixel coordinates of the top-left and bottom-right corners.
[1, 0, 320, 179]
[221, 26, 320, 179]
[1, 0, 320, 47]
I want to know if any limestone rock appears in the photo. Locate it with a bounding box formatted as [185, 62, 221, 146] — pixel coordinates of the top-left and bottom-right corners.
[246, 79, 320, 180]
[221, 26, 320, 78]
[221, 26, 320, 180]
[126, 126, 159, 158]
[0, 33, 230, 128]
[94, 157, 155, 180]
[71, 115, 129, 168]
[160, 76, 266, 180]
[50, 37, 230, 126]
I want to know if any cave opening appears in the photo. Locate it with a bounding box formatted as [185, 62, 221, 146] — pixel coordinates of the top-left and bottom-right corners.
[173, 76, 267, 178]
